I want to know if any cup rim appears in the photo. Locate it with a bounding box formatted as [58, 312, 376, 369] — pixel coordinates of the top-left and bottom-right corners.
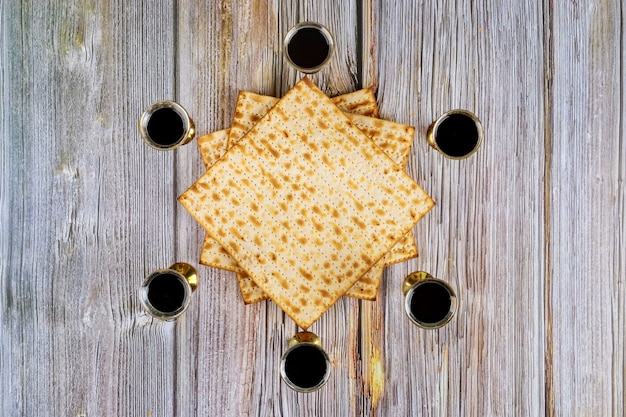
[279, 341, 331, 392]
[138, 100, 195, 150]
[283, 21, 335, 74]
[140, 268, 192, 320]
[404, 278, 458, 329]
[426, 109, 484, 159]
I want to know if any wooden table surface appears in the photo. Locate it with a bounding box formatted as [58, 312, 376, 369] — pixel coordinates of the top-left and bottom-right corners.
[2, 1, 624, 416]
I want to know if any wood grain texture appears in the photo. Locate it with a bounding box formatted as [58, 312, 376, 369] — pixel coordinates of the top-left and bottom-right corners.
[1, 1, 181, 416]
[1, 0, 624, 416]
[548, 1, 625, 416]
[174, 1, 363, 416]
[372, 1, 547, 415]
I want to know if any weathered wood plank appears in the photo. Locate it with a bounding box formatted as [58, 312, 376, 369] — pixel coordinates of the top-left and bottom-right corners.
[548, 1, 624, 415]
[260, 3, 363, 415]
[174, 2, 255, 416]
[175, 1, 363, 416]
[1, 0, 182, 416]
[370, 1, 547, 415]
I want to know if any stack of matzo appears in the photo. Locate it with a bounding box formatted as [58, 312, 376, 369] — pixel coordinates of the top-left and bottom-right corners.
[197, 90, 418, 302]
[179, 77, 434, 329]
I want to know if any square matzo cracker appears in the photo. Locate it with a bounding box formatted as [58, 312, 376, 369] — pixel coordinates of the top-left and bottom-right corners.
[196, 90, 389, 274]
[228, 88, 379, 149]
[198, 94, 419, 302]
[179, 77, 434, 328]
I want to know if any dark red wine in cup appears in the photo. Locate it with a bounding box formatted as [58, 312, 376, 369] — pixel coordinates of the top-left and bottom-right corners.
[434, 113, 480, 158]
[286, 26, 331, 71]
[146, 273, 186, 313]
[283, 344, 328, 390]
[408, 281, 452, 324]
[146, 107, 185, 146]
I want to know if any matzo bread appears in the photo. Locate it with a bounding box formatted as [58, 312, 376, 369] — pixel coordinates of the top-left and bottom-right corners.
[343, 113, 418, 267]
[345, 262, 385, 300]
[345, 113, 413, 169]
[217, 94, 418, 264]
[228, 89, 379, 148]
[228, 96, 417, 266]
[236, 271, 267, 304]
[179, 77, 434, 329]
[331, 87, 379, 118]
[197, 91, 391, 274]
[234, 257, 386, 303]
[233, 230, 416, 302]
[199, 97, 419, 301]
[195, 129, 247, 272]
[197, 129, 230, 169]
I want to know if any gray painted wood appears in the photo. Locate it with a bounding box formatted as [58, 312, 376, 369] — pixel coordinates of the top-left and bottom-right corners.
[548, 2, 624, 416]
[1, 0, 623, 416]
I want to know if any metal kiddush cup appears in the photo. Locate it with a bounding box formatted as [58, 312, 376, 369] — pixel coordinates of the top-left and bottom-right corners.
[283, 21, 335, 74]
[280, 331, 331, 392]
[140, 263, 198, 320]
[426, 109, 483, 159]
[138, 100, 196, 150]
[403, 271, 458, 329]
